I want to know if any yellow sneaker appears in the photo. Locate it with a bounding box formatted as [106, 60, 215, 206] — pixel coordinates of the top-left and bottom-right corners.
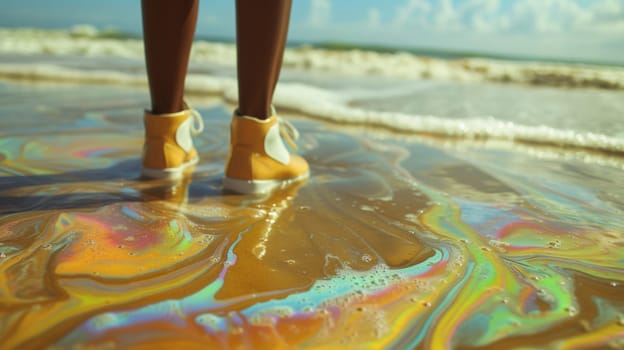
[223, 113, 309, 194]
[141, 107, 204, 179]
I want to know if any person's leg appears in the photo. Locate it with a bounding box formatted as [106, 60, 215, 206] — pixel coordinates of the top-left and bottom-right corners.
[142, 0, 198, 114]
[235, 0, 292, 119]
[140, 0, 203, 179]
[224, 0, 308, 194]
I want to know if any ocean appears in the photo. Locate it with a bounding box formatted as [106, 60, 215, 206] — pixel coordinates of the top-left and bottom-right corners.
[2, 26, 624, 156]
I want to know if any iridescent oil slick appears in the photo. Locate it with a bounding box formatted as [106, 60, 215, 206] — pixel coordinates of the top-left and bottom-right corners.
[1, 83, 623, 349]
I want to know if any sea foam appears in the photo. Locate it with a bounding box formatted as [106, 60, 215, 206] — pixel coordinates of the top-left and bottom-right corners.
[1, 27, 623, 154]
[1, 27, 624, 90]
[1, 62, 623, 155]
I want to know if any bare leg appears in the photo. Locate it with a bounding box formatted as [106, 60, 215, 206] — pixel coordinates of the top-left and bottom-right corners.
[236, 0, 292, 119]
[140, 0, 201, 180]
[225, 0, 308, 194]
[141, 0, 198, 114]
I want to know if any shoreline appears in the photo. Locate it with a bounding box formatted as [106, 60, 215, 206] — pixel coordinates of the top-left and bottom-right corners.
[2, 62, 623, 158]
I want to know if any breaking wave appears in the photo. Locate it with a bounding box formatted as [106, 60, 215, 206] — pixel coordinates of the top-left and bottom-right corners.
[1, 26, 624, 155]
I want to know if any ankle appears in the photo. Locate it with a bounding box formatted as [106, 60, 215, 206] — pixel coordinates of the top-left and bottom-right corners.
[235, 106, 273, 120]
[150, 100, 185, 115]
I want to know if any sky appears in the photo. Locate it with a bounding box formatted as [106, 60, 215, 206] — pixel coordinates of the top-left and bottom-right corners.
[1, 0, 623, 64]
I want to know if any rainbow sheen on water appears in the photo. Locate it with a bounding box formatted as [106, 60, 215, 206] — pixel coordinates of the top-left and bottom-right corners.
[1, 83, 623, 349]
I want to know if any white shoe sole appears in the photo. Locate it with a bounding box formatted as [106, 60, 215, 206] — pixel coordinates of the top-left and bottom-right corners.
[141, 157, 199, 180]
[223, 172, 309, 194]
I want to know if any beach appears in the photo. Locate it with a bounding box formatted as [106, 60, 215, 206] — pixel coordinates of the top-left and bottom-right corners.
[1, 28, 624, 349]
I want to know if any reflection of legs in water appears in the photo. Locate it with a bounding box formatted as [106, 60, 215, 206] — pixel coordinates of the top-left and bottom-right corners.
[224, 0, 309, 194]
[140, 175, 192, 204]
[140, 0, 202, 179]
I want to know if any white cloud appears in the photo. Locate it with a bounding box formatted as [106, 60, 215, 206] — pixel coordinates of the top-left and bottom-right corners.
[434, 0, 458, 28]
[290, 0, 624, 64]
[510, 0, 559, 33]
[588, 0, 624, 34]
[307, 0, 331, 28]
[392, 0, 505, 32]
[368, 8, 381, 28]
[393, 0, 432, 28]
[592, 0, 623, 17]
[459, 0, 504, 32]
[508, 0, 624, 34]
[389, 0, 624, 35]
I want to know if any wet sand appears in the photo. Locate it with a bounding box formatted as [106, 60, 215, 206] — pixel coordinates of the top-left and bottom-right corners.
[1, 82, 623, 349]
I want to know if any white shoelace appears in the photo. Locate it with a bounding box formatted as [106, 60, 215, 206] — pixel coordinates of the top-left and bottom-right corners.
[185, 101, 204, 136]
[190, 108, 204, 136]
[277, 117, 300, 151]
[234, 106, 300, 150]
[188, 106, 297, 150]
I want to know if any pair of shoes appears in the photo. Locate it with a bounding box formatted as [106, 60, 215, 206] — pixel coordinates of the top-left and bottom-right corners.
[141, 107, 309, 194]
